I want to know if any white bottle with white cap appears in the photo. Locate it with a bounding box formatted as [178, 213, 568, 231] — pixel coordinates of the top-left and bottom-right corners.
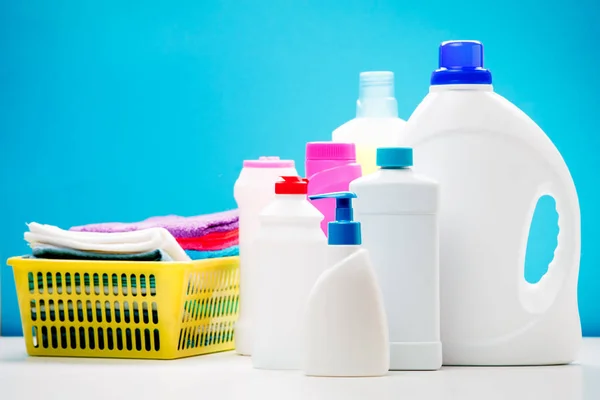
[332, 71, 406, 175]
[233, 156, 297, 356]
[350, 147, 442, 370]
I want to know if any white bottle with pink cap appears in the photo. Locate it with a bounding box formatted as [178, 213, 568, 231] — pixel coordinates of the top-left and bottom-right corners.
[234, 156, 297, 356]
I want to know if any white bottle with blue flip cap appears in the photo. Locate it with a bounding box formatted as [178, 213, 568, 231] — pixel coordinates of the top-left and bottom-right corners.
[350, 147, 442, 370]
[304, 192, 389, 377]
[404, 41, 581, 366]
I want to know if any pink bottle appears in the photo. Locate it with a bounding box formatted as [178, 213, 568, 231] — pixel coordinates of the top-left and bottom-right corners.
[306, 142, 362, 235]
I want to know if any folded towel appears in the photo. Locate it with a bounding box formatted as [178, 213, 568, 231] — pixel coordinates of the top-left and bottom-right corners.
[176, 229, 239, 251]
[26, 223, 190, 262]
[186, 246, 239, 260]
[32, 246, 172, 261]
[70, 209, 239, 239]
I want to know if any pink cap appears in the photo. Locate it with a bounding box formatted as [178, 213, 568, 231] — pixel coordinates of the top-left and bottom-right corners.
[306, 142, 356, 161]
[243, 156, 295, 169]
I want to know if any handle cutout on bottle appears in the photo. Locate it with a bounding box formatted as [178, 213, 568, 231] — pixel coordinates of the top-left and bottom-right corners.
[524, 195, 559, 284]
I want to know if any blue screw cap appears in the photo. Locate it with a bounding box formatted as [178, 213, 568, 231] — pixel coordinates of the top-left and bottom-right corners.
[377, 147, 413, 169]
[431, 40, 492, 85]
[308, 192, 361, 245]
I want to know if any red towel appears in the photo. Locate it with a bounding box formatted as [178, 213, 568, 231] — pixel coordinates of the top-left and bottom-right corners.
[175, 229, 238, 251]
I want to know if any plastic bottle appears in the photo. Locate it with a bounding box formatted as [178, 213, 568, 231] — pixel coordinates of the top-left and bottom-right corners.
[233, 157, 297, 356]
[332, 71, 406, 175]
[306, 142, 362, 235]
[350, 148, 441, 370]
[252, 176, 327, 370]
[304, 192, 389, 377]
[404, 40, 581, 365]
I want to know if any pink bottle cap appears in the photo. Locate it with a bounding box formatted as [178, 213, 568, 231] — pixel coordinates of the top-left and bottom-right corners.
[243, 156, 295, 168]
[306, 142, 356, 161]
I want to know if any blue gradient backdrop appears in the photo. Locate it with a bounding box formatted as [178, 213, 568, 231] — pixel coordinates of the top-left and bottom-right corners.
[1, 1, 599, 336]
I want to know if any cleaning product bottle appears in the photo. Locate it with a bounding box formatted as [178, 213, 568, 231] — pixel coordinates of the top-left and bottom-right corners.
[306, 142, 362, 235]
[350, 148, 442, 370]
[332, 71, 406, 175]
[304, 192, 389, 377]
[404, 40, 581, 365]
[233, 157, 297, 356]
[252, 176, 327, 370]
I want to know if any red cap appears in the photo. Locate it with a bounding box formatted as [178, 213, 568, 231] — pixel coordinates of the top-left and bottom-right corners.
[275, 176, 309, 195]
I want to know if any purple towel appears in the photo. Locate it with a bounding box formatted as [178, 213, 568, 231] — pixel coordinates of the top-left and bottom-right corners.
[70, 209, 239, 239]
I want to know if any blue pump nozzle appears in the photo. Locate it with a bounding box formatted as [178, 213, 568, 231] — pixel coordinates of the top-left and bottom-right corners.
[308, 192, 361, 246]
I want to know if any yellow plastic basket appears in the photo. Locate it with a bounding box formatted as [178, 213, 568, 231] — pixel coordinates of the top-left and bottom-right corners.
[7, 256, 239, 360]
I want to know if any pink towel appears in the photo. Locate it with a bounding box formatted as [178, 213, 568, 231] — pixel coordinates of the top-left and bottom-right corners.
[70, 209, 239, 239]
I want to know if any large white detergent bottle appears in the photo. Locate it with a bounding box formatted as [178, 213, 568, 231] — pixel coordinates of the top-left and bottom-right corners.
[332, 71, 406, 175]
[404, 40, 581, 365]
[252, 176, 327, 370]
[234, 157, 297, 356]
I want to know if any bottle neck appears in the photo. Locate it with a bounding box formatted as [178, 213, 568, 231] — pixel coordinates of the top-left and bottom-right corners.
[429, 84, 493, 93]
[356, 98, 398, 118]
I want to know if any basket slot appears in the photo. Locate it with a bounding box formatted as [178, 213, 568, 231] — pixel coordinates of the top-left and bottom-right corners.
[65, 273, 72, 294]
[86, 300, 93, 322]
[131, 274, 137, 296]
[98, 328, 105, 350]
[70, 327, 77, 349]
[124, 301, 130, 323]
[133, 302, 140, 324]
[96, 301, 103, 322]
[67, 300, 74, 322]
[140, 274, 147, 296]
[105, 301, 112, 323]
[152, 302, 158, 324]
[107, 327, 114, 350]
[28, 272, 34, 294]
[46, 272, 53, 294]
[37, 272, 44, 294]
[112, 274, 119, 295]
[135, 329, 142, 351]
[58, 299, 65, 322]
[153, 329, 160, 351]
[116, 328, 124, 350]
[30, 300, 37, 321]
[126, 328, 133, 351]
[48, 300, 56, 321]
[84, 273, 91, 295]
[56, 273, 63, 294]
[39, 299, 46, 321]
[142, 302, 149, 324]
[79, 327, 86, 349]
[88, 327, 95, 350]
[150, 274, 156, 296]
[75, 273, 81, 295]
[93, 273, 100, 295]
[102, 273, 109, 295]
[144, 329, 151, 351]
[50, 327, 58, 348]
[114, 302, 121, 323]
[60, 326, 67, 349]
[121, 274, 128, 296]
[32, 326, 39, 348]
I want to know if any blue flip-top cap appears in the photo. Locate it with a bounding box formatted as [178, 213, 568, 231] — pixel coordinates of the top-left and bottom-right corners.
[308, 192, 361, 245]
[431, 40, 492, 85]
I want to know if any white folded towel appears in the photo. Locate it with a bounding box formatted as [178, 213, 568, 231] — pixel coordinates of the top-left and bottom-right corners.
[25, 222, 190, 262]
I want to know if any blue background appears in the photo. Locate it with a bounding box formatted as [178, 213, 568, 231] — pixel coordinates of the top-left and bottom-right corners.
[1, 0, 598, 336]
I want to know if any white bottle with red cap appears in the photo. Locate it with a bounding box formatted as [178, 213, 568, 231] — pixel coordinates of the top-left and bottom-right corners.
[234, 157, 297, 356]
[252, 176, 327, 370]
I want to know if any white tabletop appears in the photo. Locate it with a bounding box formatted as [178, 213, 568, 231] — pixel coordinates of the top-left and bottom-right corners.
[1, 337, 599, 400]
